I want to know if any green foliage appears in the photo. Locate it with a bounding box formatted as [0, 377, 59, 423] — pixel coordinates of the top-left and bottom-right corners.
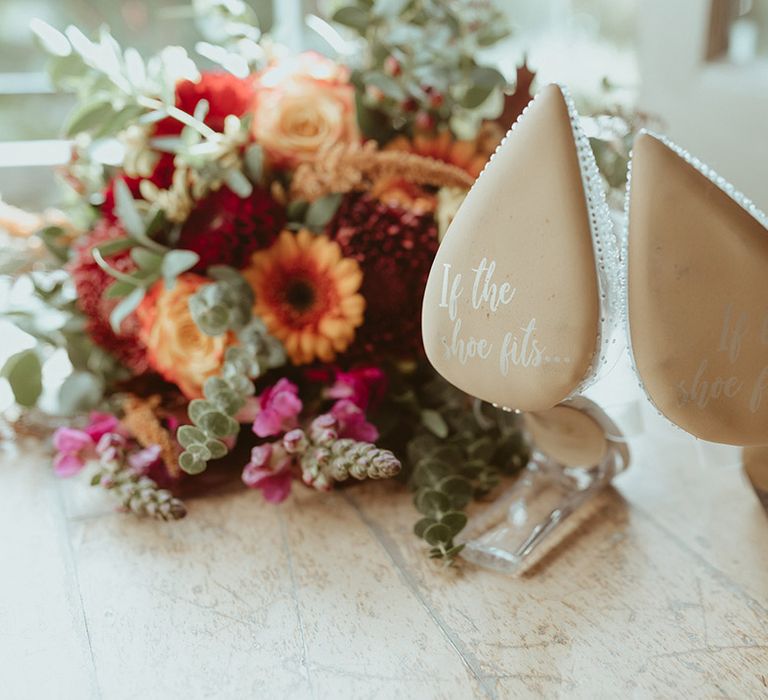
[1, 349, 43, 407]
[85, 184, 200, 331]
[304, 194, 343, 231]
[188, 267, 254, 336]
[330, 0, 511, 139]
[179, 271, 285, 474]
[375, 370, 529, 565]
[1, 274, 128, 415]
[285, 194, 343, 233]
[31, 21, 255, 213]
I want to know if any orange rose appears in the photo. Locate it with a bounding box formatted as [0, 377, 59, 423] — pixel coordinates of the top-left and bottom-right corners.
[251, 52, 360, 168]
[137, 274, 235, 399]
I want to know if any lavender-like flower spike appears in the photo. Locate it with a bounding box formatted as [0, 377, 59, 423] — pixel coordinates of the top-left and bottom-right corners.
[287, 414, 401, 491]
[92, 433, 187, 520]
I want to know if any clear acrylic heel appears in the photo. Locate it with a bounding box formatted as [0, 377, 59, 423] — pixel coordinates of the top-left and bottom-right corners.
[460, 398, 629, 574]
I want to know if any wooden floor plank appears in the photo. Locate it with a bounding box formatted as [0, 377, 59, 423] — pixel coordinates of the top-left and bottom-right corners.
[348, 435, 768, 698]
[274, 487, 487, 699]
[0, 442, 97, 699]
[3, 414, 767, 699]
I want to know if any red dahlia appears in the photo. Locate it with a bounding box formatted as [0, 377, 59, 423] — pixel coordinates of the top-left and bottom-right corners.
[68, 221, 149, 373]
[325, 193, 439, 361]
[175, 185, 285, 272]
[154, 71, 255, 136]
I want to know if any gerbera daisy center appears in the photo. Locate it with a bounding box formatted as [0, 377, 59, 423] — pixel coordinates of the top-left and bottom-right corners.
[284, 278, 316, 312]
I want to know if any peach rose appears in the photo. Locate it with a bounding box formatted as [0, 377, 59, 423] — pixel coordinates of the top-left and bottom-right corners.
[251, 52, 360, 168]
[137, 274, 235, 399]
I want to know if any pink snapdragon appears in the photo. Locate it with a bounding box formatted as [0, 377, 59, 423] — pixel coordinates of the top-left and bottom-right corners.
[52, 427, 94, 476]
[52, 412, 123, 476]
[127, 444, 163, 473]
[252, 378, 303, 437]
[329, 399, 379, 442]
[82, 412, 121, 442]
[242, 443, 294, 503]
[327, 366, 386, 410]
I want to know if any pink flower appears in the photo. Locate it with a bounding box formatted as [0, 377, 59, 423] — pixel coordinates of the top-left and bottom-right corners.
[52, 427, 94, 476]
[329, 399, 379, 442]
[234, 396, 261, 423]
[252, 378, 303, 437]
[242, 443, 294, 503]
[128, 444, 162, 473]
[327, 367, 386, 410]
[282, 428, 308, 455]
[83, 412, 121, 442]
[95, 432, 128, 462]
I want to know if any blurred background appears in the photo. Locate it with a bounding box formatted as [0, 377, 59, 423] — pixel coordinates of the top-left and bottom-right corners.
[1, 0, 767, 211]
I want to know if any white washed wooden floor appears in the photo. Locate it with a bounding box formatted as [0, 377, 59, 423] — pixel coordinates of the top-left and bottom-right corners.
[2, 403, 768, 700]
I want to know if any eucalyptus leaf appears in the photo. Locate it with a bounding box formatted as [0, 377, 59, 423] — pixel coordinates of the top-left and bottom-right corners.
[286, 199, 309, 222]
[421, 409, 449, 438]
[414, 516, 437, 538]
[224, 169, 253, 198]
[373, 0, 410, 17]
[162, 249, 199, 286]
[65, 100, 115, 136]
[38, 226, 69, 262]
[198, 411, 238, 438]
[365, 72, 405, 100]
[332, 6, 369, 31]
[104, 279, 138, 299]
[113, 178, 145, 239]
[415, 489, 450, 516]
[470, 65, 506, 89]
[109, 286, 144, 333]
[1, 349, 42, 407]
[130, 247, 163, 271]
[461, 85, 493, 109]
[243, 144, 264, 184]
[93, 104, 145, 138]
[94, 236, 133, 257]
[423, 522, 452, 546]
[205, 439, 228, 460]
[179, 451, 205, 475]
[30, 18, 72, 57]
[305, 193, 342, 230]
[58, 371, 103, 415]
[178, 424, 207, 447]
[439, 511, 467, 535]
[190, 400, 218, 424]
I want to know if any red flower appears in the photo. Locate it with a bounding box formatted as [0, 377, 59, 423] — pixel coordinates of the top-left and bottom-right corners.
[102, 69, 256, 223]
[175, 185, 284, 272]
[327, 366, 387, 410]
[102, 153, 175, 222]
[68, 221, 149, 373]
[154, 71, 255, 137]
[103, 162, 283, 273]
[326, 193, 439, 361]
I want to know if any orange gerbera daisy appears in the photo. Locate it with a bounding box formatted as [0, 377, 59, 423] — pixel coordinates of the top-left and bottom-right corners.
[385, 123, 504, 179]
[244, 229, 365, 364]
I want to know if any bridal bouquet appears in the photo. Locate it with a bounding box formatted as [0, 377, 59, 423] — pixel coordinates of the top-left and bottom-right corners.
[1, 0, 634, 562]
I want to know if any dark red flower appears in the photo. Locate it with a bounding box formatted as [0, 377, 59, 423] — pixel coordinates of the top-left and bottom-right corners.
[325, 193, 439, 361]
[102, 70, 255, 219]
[175, 185, 285, 272]
[154, 71, 255, 137]
[68, 220, 149, 373]
[102, 153, 175, 222]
